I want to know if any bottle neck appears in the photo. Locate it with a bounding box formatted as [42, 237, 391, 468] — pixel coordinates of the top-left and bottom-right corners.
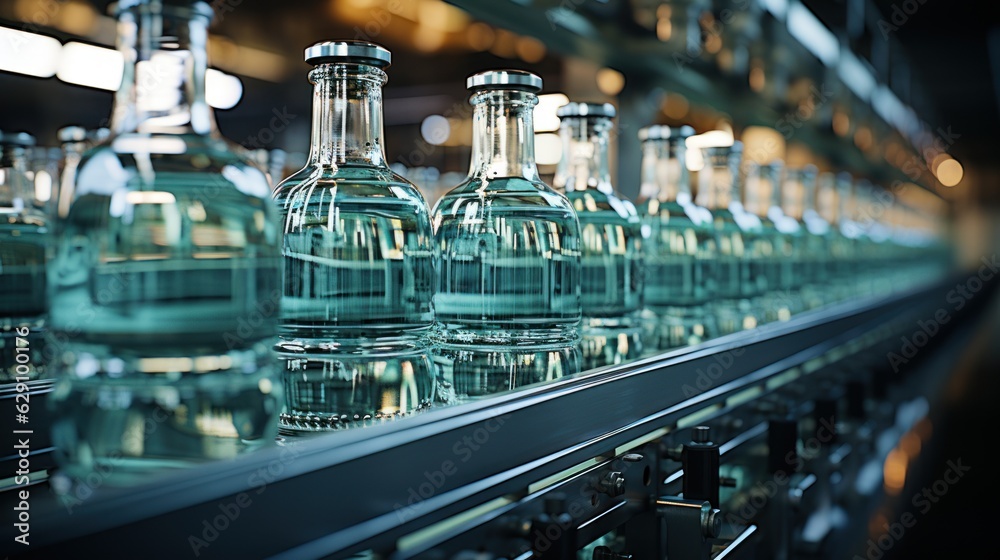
[744, 164, 778, 218]
[639, 138, 689, 203]
[111, 5, 216, 136]
[697, 149, 740, 210]
[554, 116, 613, 193]
[307, 64, 387, 168]
[816, 174, 837, 223]
[469, 90, 539, 182]
[782, 173, 804, 220]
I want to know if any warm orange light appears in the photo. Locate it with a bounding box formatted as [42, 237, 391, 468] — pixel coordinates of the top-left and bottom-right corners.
[854, 127, 873, 151]
[900, 432, 922, 459]
[467, 22, 495, 51]
[489, 29, 517, 58]
[662, 93, 690, 119]
[516, 36, 546, 63]
[749, 66, 765, 92]
[657, 5, 673, 41]
[832, 110, 850, 137]
[705, 34, 722, 54]
[597, 67, 625, 96]
[883, 448, 908, 495]
[936, 158, 963, 187]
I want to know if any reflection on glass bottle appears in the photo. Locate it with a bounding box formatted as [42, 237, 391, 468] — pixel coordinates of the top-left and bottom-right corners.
[743, 160, 794, 323]
[781, 165, 829, 309]
[697, 142, 751, 335]
[825, 173, 857, 301]
[636, 125, 714, 350]
[1, 131, 48, 383]
[432, 70, 581, 391]
[552, 102, 642, 368]
[48, 0, 282, 486]
[272, 41, 437, 434]
[432, 343, 580, 401]
[432, 70, 582, 345]
[800, 169, 833, 307]
[854, 181, 890, 296]
[279, 349, 437, 432]
[28, 144, 60, 218]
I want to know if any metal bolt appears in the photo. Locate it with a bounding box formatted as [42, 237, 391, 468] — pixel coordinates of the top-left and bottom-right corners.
[692, 425, 712, 444]
[601, 471, 626, 497]
[622, 453, 644, 463]
[701, 506, 722, 538]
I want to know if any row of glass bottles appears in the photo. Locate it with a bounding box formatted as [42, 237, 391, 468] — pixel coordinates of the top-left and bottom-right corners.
[0, 0, 947, 487]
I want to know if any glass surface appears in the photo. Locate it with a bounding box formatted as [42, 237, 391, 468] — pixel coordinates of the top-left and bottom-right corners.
[274, 165, 435, 346]
[271, 53, 436, 434]
[277, 345, 438, 433]
[745, 161, 796, 322]
[1, 140, 49, 383]
[1, 144, 47, 321]
[47, 1, 282, 485]
[432, 89, 582, 345]
[793, 167, 832, 309]
[553, 114, 643, 331]
[637, 129, 714, 350]
[433, 342, 580, 400]
[698, 145, 751, 335]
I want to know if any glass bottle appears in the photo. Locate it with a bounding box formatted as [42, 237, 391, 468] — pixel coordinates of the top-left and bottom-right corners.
[431, 70, 581, 392]
[780, 165, 823, 308]
[831, 173, 861, 299]
[48, 0, 282, 486]
[804, 171, 834, 305]
[552, 102, 642, 368]
[697, 142, 751, 335]
[271, 41, 437, 434]
[432, 70, 582, 345]
[849, 179, 879, 297]
[744, 160, 796, 322]
[1, 131, 48, 383]
[636, 125, 715, 349]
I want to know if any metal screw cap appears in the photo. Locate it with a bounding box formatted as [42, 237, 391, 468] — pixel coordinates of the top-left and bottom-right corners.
[305, 41, 391, 68]
[467, 69, 542, 93]
[557, 102, 616, 119]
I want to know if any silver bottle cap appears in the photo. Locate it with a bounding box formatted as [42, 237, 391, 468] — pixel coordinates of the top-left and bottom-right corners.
[466, 70, 542, 93]
[556, 102, 616, 119]
[0, 131, 35, 147]
[58, 126, 88, 144]
[305, 41, 392, 68]
[638, 125, 695, 141]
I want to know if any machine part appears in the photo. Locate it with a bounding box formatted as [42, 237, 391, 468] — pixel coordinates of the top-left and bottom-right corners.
[658, 497, 721, 560]
[599, 471, 626, 497]
[682, 425, 721, 507]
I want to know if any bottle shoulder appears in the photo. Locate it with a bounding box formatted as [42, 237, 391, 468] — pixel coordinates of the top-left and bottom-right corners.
[639, 200, 709, 227]
[72, 133, 272, 202]
[564, 188, 639, 223]
[273, 164, 429, 208]
[433, 177, 575, 215]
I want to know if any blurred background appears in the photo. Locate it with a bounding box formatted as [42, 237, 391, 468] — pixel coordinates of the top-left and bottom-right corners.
[2, 2, 999, 557]
[2, 0, 998, 267]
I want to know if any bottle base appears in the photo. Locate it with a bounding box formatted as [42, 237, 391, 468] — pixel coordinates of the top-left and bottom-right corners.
[432, 341, 582, 400]
[432, 321, 581, 346]
[49, 343, 281, 487]
[274, 343, 439, 436]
